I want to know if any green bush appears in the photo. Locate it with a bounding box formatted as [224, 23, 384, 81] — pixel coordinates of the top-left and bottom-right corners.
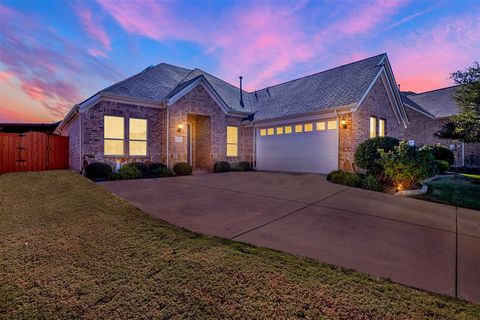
[419, 144, 455, 165]
[148, 162, 167, 173]
[149, 167, 175, 178]
[362, 175, 384, 191]
[173, 162, 192, 176]
[326, 170, 346, 183]
[238, 161, 252, 171]
[85, 162, 112, 181]
[124, 162, 148, 177]
[115, 165, 142, 180]
[344, 173, 364, 187]
[435, 160, 450, 174]
[354, 137, 400, 174]
[230, 164, 245, 172]
[379, 141, 436, 190]
[214, 161, 231, 173]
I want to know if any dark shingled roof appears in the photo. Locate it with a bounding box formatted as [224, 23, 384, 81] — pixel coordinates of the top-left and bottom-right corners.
[95, 54, 390, 120]
[401, 86, 460, 118]
[250, 54, 386, 121]
[399, 92, 435, 117]
[101, 63, 192, 102]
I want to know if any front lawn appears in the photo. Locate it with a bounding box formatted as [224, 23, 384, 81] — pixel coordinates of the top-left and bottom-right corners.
[415, 174, 480, 210]
[1, 171, 479, 319]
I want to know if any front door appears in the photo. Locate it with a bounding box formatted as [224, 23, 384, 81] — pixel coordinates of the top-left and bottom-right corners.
[187, 123, 193, 166]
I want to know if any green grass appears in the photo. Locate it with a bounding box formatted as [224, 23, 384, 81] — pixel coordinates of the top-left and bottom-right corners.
[461, 173, 480, 179]
[1, 171, 479, 319]
[415, 174, 480, 210]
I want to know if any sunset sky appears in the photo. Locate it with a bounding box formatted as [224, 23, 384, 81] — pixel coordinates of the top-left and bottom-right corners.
[1, 0, 479, 123]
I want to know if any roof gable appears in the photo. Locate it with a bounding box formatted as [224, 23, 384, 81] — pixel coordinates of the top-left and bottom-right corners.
[401, 86, 459, 118]
[250, 54, 387, 121]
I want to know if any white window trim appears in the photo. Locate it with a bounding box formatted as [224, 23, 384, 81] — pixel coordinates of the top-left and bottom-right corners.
[129, 118, 148, 156]
[104, 115, 125, 156]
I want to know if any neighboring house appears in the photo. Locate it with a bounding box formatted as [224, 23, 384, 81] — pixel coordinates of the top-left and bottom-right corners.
[57, 53, 476, 174]
[401, 87, 480, 167]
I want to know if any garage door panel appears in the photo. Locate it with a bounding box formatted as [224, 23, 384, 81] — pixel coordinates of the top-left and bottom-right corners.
[256, 124, 338, 173]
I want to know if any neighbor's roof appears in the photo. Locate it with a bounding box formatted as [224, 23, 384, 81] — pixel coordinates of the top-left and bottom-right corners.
[401, 86, 459, 118]
[251, 54, 387, 121]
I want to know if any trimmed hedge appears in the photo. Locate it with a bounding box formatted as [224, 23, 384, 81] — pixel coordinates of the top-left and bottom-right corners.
[173, 162, 192, 176]
[150, 167, 175, 178]
[124, 162, 148, 177]
[85, 162, 112, 181]
[420, 145, 455, 165]
[238, 161, 252, 171]
[327, 170, 383, 191]
[362, 175, 384, 191]
[354, 137, 400, 173]
[435, 160, 450, 174]
[214, 161, 231, 173]
[113, 165, 142, 180]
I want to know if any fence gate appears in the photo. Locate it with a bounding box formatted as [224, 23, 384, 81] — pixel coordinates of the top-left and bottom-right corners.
[0, 132, 69, 174]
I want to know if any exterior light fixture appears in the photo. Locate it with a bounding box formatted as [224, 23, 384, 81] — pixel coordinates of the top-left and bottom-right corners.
[340, 118, 347, 129]
[177, 124, 183, 132]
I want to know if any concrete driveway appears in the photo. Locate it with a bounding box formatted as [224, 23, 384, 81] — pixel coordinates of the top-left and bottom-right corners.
[100, 171, 480, 303]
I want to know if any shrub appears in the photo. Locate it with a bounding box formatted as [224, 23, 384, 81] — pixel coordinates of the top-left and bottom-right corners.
[116, 165, 142, 180]
[85, 162, 112, 181]
[148, 162, 167, 176]
[344, 173, 364, 187]
[150, 167, 175, 178]
[435, 160, 450, 174]
[326, 170, 346, 183]
[214, 161, 231, 173]
[354, 137, 400, 174]
[238, 161, 252, 171]
[230, 164, 245, 172]
[124, 162, 148, 177]
[173, 162, 192, 176]
[362, 175, 384, 191]
[419, 144, 455, 165]
[379, 141, 436, 190]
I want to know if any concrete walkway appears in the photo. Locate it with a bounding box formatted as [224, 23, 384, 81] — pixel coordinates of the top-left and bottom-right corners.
[100, 171, 480, 303]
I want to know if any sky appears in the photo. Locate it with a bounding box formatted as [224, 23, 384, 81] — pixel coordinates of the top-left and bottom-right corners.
[0, 0, 479, 123]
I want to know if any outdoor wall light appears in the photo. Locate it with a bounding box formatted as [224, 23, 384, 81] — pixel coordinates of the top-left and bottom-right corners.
[177, 124, 183, 132]
[340, 118, 347, 129]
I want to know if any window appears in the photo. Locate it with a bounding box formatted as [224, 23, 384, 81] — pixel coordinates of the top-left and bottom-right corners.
[327, 120, 337, 130]
[129, 118, 147, 156]
[267, 128, 274, 135]
[379, 119, 386, 137]
[304, 123, 313, 132]
[260, 128, 267, 136]
[370, 116, 377, 138]
[284, 126, 292, 134]
[276, 127, 284, 135]
[295, 124, 303, 133]
[316, 122, 325, 131]
[104, 116, 124, 155]
[227, 126, 238, 157]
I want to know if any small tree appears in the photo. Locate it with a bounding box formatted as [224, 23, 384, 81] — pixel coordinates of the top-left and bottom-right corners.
[436, 62, 480, 143]
[379, 141, 436, 191]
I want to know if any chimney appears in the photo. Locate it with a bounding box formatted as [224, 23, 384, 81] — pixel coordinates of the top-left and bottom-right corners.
[239, 76, 244, 108]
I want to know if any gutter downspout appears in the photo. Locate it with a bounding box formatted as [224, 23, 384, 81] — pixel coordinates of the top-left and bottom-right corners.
[462, 142, 465, 167]
[79, 111, 83, 174]
[166, 104, 170, 168]
[252, 122, 256, 169]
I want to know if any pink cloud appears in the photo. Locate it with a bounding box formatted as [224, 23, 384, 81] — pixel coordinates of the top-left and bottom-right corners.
[387, 14, 480, 92]
[0, 4, 123, 121]
[0, 107, 46, 123]
[75, 4, 111, 55]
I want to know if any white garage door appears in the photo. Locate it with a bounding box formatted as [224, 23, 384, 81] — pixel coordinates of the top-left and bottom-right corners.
[256, 120, 338, 173]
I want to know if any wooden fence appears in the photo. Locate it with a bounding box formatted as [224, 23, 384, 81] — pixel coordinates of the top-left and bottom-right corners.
[0, 132, 69, 174]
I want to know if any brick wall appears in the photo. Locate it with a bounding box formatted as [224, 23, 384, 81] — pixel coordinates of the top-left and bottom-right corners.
[404, 107, 480, 167]
[81, 100, 165, 167]
[339, 78, 405, 171]
[168, 84, 252, 170]
[60, 115, 81, 172]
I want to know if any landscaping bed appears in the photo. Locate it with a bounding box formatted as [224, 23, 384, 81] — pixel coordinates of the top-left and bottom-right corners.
[1, 170, 479, 319]
[414, 174, 480, 210]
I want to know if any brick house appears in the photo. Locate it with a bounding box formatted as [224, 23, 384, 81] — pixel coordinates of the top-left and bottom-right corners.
[56, 53, 477, 173]
[401, 86, 480, 167]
